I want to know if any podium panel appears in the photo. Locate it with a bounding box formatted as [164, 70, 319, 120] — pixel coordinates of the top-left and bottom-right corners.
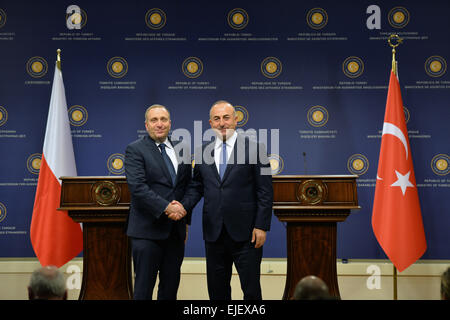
[273, 175, 359, 299]
[59, 176, 132, 300]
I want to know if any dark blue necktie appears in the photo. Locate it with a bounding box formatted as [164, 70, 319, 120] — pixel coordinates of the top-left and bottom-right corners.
[158, 143, 176, 185]
[219, 142, 227, 179]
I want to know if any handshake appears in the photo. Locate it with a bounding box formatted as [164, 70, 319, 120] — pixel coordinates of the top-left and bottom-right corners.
[164, 200, 187, 221]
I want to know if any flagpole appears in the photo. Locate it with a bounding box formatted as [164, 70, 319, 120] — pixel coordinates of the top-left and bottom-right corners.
[388, 34, 402, 76]
[388, 34, 403, 301]
[56, 48, 61, 70]
[393, 265, 398, 300]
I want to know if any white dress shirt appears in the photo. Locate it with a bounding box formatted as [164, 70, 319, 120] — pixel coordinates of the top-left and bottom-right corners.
[156, 138, 178, 174]
[214, 130, 237, 175]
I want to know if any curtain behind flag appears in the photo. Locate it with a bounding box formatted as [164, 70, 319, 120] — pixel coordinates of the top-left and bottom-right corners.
[372, 70, 427, 272]
[30, 60, 83, 267]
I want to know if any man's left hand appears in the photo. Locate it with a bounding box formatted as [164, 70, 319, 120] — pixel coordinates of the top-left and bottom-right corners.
[251, 228, 266, 248]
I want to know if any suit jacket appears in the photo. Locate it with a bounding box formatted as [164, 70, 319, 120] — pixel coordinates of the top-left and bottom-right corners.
[125, 135, 192, 240]
[182, 133, 273, 242]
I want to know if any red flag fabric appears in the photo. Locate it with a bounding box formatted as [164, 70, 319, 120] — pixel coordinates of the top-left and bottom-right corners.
[372, 71, 426, 272]
[30, 61, 83, 267]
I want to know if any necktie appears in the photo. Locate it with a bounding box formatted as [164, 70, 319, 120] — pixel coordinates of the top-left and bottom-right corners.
[158, 143, 176, 185]
[219, 142, 227, 179]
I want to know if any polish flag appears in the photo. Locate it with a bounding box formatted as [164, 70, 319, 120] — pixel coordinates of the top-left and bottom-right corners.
[372, 70, 427, 272]
[30, 60, 83, 267]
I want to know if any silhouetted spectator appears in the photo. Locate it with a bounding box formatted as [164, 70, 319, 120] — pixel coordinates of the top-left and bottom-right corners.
[441, 267, 450, 300]
[292, 275, 333, 300]
[28, 266, 67, 300]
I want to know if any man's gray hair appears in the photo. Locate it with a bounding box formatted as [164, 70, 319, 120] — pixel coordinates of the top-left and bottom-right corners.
[29, 266, 66, 299]
[209, 100, 236, 119]
[145, 104, 171, 122]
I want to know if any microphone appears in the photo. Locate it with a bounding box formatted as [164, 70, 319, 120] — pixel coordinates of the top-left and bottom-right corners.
[302, 152, 308, 174]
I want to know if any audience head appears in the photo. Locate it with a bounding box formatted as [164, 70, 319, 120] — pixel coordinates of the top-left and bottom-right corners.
[441, 267, 450, 300]
[292, 275, 332, 300]
[28, 265, 67, 300]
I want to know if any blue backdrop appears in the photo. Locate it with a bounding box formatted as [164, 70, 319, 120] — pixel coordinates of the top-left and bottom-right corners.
[0, 0, 449, 260]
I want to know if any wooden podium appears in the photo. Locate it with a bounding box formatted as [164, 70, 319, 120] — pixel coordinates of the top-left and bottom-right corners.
[272, 175, 359, 299]
[59, 176, 132, 300]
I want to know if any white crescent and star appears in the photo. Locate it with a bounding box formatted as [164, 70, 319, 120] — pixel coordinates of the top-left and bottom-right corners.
[382, 122, 408, 160]
[376, 122, 415, 195]
[390, 170, 414, 195]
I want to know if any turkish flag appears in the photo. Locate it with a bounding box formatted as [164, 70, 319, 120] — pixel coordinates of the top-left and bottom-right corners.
[30, 61, 83, 267]
[372, 71, 426, 272]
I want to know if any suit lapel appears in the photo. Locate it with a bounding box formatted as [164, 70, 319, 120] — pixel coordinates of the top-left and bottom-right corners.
[203, 140, 221, 182]
[170, 138, 186, 186]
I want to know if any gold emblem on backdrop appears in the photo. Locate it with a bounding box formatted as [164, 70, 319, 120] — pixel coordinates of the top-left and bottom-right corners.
[145, 8, 166, 30]
[182, 57, 203, 78]
[0, 9, 6, 29]
[27, 153, 42, 175]
[66, 7, 87, 29]
[388, 7, 410, 29]
[107, 153, 125, 175]
[234, 105, 249, 127]
[107, 57, 128, 78]
[261, 57, 282, 79]
[26, 57, 48, 78]
[306, 8, 328, 30]
[342, 56, 364, 78]
[425, 56, 447, 78]
[0, 202, 6, 223]
[431, 154, 449, 176]
[227, 8, 249, 30]
[0, 106, 8, 127]
[307, 105, 329, 127]
[268, 154, 284, 175]
[68, 105, 88, 127]
[347, 154, 369, 176]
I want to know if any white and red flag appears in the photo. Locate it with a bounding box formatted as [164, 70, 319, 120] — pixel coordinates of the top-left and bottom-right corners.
[30, 59, 83, 267]
[372, 70, 427, 272]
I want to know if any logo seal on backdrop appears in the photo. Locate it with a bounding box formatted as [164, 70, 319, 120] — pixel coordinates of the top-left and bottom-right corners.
[234, 105, 249, 127]
[342, 56, 364, 78]
[145, 8, 166, 30]
[431, 154, 449, 176]
[307, 105, 329, 127]
[107, 57, 128, 78]
[66, 5, 87, 30]
[425, 56, 447, 78]
[403, 106, 410, 124]
[268, 154, 284, 175]
[0, 202, 6, 223]
[227, 8, 249, 30]
[347, 154, 369, 175]
[306, 8, 328, 30]
[27, 153, 42, 175]
[261, 57, 282, 79]
[107, 153, 125, 175]
[0, 106, 8, 127]
[388, 7, 410, 29]
[68, 105, 88, 127]
[26, 57, 48, 78]
[182, 57, 203, 78]
[0, 9, 6, 29]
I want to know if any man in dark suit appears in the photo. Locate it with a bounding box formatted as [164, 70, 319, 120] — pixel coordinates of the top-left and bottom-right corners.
[182, 100, 273, 300]
[125, 104, 191, 300]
